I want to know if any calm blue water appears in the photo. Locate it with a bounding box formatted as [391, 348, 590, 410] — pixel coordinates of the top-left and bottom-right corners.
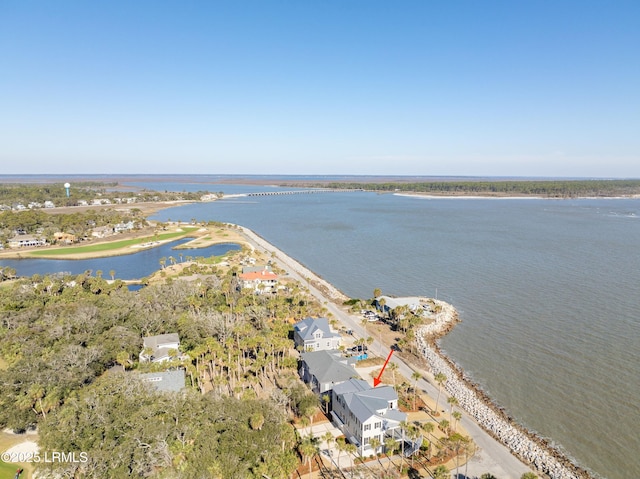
[148, 192, 640, 479]
[0, 239, 240, 280]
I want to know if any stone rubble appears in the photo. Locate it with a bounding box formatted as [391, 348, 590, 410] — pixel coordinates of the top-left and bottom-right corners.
[416, 301, 593, 479]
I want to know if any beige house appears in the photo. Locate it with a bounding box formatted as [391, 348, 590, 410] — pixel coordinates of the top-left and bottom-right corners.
[8, 235, 48, 248]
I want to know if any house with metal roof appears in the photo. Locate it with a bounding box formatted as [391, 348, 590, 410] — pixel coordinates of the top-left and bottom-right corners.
[140, 333, 182, 363]
[331, 378, 414, 457]
[299, 350, 359, 394]
[293, 317, 342, 352]
[139, 369, 186, 393]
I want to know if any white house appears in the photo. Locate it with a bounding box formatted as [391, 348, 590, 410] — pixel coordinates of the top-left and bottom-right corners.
[331, 378, 412, 456]
[293, 317, 342, 352]
[140, 333, 182, 363]
[114, 221, 135, 233]
[8, 235, 48, 248]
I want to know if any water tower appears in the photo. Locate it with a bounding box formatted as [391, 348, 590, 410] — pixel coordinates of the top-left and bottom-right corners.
[64, 182, 71, 197]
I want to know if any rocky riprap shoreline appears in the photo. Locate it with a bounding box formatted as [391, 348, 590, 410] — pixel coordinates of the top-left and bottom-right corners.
[417, 302, 595, 479]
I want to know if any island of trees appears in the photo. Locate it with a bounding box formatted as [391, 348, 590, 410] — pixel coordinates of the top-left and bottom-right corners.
[279, 178, 640, 198]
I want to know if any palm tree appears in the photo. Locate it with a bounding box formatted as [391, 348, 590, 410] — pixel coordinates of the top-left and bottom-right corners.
[384, 436, 397, 472]
[388, 362, 399, 387]
[322, 394, 331, 414]
[419, 421, 435, 460]
[521, 473, 538, 479]
[109, 269, 116, 280]
[433, 465, 449, 479]
[323, 432, 335, 470]
[378, 297, 387, 320]
[406, 424, 421, 468]
[464, 439, 474, 479]
[345, 443, 357, 477]
[411, 371, 422, 410]
[299, 436, 319, 479]
[449, 432, 468, 478]
[336, 437, 346, 471]
[452, 411, 462, 432]
[447, 395, 458, 422]
[398, 420, 409, 472]
[439, 419, 450, 434]
[369, 437, 381, 461]
[433, 372, 447, 415]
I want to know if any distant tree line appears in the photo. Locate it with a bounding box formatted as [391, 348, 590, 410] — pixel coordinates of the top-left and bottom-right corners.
[290, 179, 640, 198]
[0, 181, 212, 208]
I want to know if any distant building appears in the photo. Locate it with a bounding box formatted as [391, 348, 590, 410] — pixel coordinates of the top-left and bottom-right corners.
[54, 232, 76, 244]
[140, 333, 182, 363]
[375, 296, 432, 317]
[293, 317, 342, 352]
[91, 226, 114, 238]
[8, 235, 48, 248]
[114, 221, 135, 233]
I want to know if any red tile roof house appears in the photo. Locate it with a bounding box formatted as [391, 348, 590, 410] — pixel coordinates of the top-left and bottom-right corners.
[238, 268, 279, 293]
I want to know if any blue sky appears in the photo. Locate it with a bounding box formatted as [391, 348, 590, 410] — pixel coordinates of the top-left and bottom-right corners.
[1, 1, 639, 177]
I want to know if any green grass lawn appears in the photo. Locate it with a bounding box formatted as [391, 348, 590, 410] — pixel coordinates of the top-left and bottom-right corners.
[29, 228, 198, 257]
[0, 460, 22, 479]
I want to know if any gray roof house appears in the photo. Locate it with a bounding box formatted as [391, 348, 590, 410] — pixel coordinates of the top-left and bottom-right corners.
[139, 369, 186, 393]
[331, 378, 415, 457]
[299, 350, 359, 394]
[140, 333, 182, 363]
[293, 317, 342, 352]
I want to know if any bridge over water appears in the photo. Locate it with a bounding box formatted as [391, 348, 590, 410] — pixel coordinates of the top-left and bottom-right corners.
[246, 189, 360, 196]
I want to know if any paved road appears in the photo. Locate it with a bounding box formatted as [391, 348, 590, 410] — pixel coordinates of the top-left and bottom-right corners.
[242, 227, 533, 479]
